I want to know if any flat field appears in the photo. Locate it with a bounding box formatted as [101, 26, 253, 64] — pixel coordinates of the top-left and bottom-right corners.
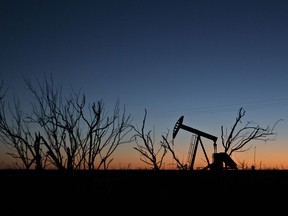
[1, 169, 287, 214]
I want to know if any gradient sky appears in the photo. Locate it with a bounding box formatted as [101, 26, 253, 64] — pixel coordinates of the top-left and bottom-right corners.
[1, 0, 288, 169]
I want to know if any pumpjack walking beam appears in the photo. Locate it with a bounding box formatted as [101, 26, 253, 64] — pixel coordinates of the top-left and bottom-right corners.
[173, 116, 217, 143]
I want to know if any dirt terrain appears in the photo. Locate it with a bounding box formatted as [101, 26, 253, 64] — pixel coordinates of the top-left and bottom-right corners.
[1, 169, 287, 214]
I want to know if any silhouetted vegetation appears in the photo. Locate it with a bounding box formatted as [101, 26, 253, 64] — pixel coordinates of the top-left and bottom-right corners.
[0, 75, 133, 170]
[221, 107, 281, 157]
[0, 76, 283, 170]
[130, 109, 167, 170]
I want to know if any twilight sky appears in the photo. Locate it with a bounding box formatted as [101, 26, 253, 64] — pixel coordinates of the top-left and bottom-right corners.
[1, 0, 288, 169]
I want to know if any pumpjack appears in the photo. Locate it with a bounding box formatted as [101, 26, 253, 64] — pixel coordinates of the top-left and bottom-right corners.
[172, 116, 237, 170]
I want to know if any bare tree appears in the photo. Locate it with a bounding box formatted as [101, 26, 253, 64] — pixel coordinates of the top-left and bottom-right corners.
[80, 99, 133, 170]
[0, 81, 45, 169]
[221, 107, 282, 157]
[130, 109, 167, 170]
[0, 76, 133, 170]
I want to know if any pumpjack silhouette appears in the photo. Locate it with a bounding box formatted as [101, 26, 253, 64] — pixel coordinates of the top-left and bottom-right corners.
[172, 116, 237, 170]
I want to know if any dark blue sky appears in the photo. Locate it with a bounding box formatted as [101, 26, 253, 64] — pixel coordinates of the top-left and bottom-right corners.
[1, 0, 288, 167]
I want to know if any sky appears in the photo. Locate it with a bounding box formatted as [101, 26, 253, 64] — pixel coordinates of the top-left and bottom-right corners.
[1, 0, 288, 169]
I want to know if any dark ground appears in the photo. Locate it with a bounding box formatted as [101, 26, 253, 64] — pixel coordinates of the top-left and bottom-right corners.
[1, 169, 288, 214]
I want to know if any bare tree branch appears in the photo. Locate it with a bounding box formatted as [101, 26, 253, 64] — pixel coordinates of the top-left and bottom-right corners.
[221, 107, 282, 157]
[161, 135, 187, 170]
[131, 109, 167, 170]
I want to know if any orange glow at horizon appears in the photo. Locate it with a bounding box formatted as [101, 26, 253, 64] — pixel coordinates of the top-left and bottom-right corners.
[0, 138, 287, 170]
[113, 137, 288, 170]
